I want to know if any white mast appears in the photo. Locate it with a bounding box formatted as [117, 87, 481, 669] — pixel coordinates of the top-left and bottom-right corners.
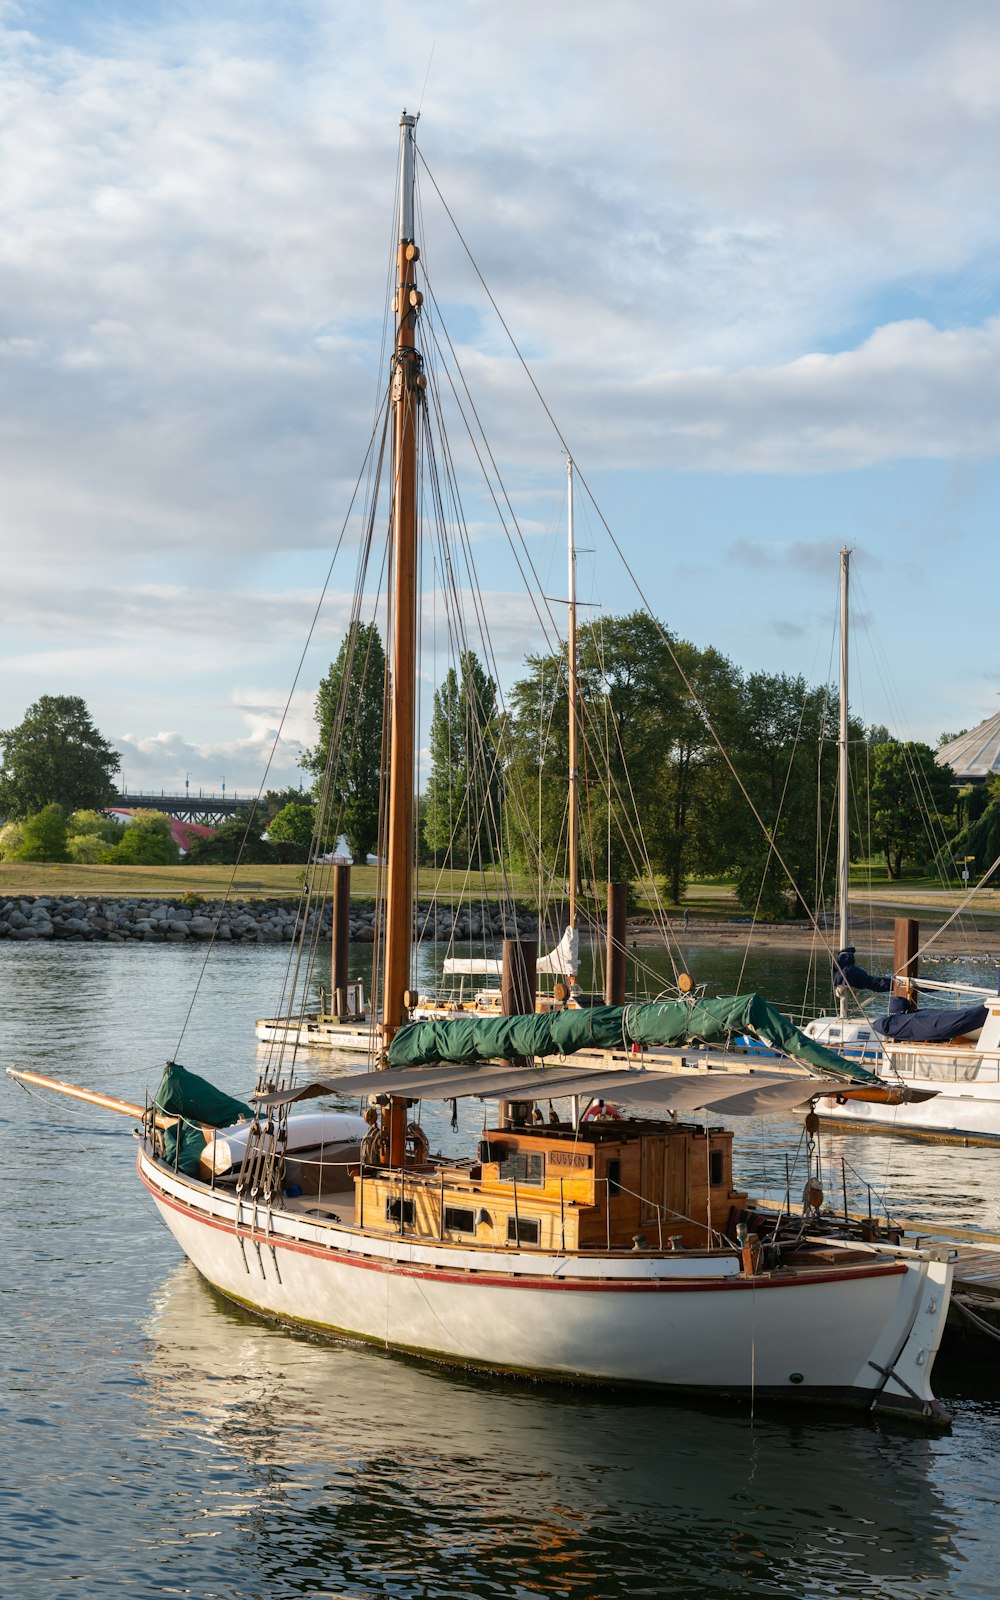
[566, 456, 579, 982]
[837, 546, 851, 1019]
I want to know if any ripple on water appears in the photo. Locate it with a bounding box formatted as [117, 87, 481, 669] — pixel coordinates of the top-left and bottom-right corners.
[3, 940, 1000, 1599]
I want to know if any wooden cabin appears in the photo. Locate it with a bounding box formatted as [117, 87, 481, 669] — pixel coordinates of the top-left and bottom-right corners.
[355, 1111, 748, 1253]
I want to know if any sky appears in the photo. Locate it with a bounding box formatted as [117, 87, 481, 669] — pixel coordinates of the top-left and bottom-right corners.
[1, 0, 999, 797]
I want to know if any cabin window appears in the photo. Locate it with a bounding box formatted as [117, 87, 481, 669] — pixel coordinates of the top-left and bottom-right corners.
[709, 1150, 724, 1186]
[385, 1198, 415, 1225]
[498, 1150, 545, 1186]
[507, 1216, 540, 1245]
[606, 1158, 622, 1197]
[444, 1206, 476, 1234]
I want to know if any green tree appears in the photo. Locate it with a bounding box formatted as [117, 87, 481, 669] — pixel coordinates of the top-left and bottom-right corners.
[185, 817, 275, 865]
[504, 645, 569, 877]
[69, 808, 121, 839]
[505, 611, 680, 886]
[952, 777, 1000, 885]
[0, 695, 120, 818]
[0, 821, 24, 860]
[710, 673, 842, 919]
[951, 803, 1000, 884]
[649, 642, 743, 905]
[268, 801, 316, 849]
[68, 833, 111, 864]
[259, 786, 308, 825]
[871, 740, 957, 879]
[13, 804, 70, 862]
[423, 652, 501, 866]
[101, 810, 179, 866]
[577, 612, 679, 884]
[67, 808, 123, 863]
[304, 622, 387, 862]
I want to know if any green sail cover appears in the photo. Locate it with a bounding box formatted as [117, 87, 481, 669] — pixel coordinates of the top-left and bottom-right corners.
[387, 995, 880, 1085]
[154, 1061, 253, 1176]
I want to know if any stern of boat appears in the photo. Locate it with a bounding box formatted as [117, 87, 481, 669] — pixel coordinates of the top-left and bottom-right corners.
[858, 1248, 955, 1424]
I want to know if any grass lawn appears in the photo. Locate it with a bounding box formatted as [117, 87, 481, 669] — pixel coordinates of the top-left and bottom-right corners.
[0, 861, 541, 903]
[0, 861, 303, 898]
[2, 859, 741, 913]
[5, 860, 989, 919]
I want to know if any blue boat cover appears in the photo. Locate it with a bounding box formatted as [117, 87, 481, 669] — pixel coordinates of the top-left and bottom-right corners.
[833, 947, 892, 994]
[875, 1001, 988, 1043]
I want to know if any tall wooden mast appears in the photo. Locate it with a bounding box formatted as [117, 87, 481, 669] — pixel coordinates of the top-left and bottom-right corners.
[382, 111, 422, 1045]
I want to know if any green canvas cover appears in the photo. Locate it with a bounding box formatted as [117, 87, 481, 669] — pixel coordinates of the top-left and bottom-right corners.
[387, 995, 880, 1085]
[159, 1120, 214, 1177]
[154, 1061, 253, 1176]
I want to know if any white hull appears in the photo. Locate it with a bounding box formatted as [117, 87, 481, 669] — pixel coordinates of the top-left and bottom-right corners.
[817, 1072, 1000, 1144]
[138, 1144, 952, 1422]
[813, 998, 1000, 1144]
[257, 1016, 374, 1052]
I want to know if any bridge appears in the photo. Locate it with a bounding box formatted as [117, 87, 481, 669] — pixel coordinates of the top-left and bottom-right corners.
[113, 791, 254, 827]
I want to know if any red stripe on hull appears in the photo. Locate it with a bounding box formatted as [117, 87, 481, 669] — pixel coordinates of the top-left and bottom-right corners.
[139, 1156, 906, 1294]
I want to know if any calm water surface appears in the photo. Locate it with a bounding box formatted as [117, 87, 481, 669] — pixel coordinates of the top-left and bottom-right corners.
[3, 939, 1000, 1600]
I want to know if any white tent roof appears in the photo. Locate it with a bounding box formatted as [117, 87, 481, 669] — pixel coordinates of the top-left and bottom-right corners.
[938, 706, 1000, 781]
[254, 1064, 824, 1117]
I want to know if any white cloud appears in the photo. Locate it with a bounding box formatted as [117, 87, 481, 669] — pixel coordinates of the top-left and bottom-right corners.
[460, 317, 1000, 475]
[116, 684, 317, 792]
[1, 2, 999, 764]
[0, 1, 998, 579]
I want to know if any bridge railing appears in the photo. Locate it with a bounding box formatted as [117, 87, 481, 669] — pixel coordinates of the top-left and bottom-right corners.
[112, 792, 253, 820]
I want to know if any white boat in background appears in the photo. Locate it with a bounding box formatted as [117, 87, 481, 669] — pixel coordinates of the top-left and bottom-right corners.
[813, 977, 1000, 1144]
[799, 549, 1000, 1143]
[11, 113, 957, 1427]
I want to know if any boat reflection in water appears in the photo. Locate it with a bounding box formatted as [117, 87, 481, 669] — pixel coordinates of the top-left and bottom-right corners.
[143, 1263, 960, 1600]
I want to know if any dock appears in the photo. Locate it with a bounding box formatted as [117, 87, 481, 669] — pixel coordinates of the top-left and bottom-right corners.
[945, 1246, 1000, 1347]
[891, 1220, 1000, 1349]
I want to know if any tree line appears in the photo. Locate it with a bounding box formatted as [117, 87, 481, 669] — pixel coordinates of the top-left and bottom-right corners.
[307, 612, 965, 915]
[2, 628, 988, 909]
[0, 694, 312, 867]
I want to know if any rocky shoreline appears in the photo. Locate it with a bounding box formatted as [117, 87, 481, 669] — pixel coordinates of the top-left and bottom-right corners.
[1, 894, 997, 963]
[0, 895, 541, 945]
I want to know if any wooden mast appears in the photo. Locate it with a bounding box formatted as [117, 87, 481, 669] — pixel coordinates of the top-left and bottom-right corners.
[566, 456, 579, 984]
[837, 546, 851, 1019]
[382, 111, 422, 1047]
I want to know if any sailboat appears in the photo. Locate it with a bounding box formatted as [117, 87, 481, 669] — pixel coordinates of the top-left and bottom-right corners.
[799, 552, 1000, 1143]
[10, 113, 957, 1424]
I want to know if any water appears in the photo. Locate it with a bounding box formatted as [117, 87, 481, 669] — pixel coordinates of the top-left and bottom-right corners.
[4, 939, 1000, 1599]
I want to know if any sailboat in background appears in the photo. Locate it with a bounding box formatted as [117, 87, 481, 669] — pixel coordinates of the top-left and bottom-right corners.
[800, 547, 888, 1068]
[10, 113, 956, 1424]
[801, 552, 1000, 1143]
